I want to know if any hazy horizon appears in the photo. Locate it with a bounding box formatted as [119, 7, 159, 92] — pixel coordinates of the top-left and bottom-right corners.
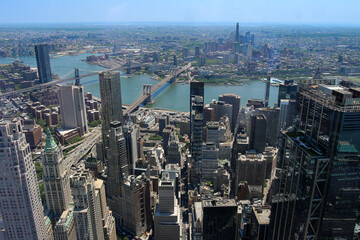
[1, 0, 360, 26]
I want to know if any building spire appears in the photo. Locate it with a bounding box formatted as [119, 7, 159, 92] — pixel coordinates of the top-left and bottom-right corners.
[45, 128, 58, 152]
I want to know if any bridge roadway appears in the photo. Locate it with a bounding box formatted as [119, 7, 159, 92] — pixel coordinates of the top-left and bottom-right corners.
[123, 63, 191, 115]
[0, 64, 143, 98]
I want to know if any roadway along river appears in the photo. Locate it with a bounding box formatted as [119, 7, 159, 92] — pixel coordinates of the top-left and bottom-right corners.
[0, 54, 279, 112]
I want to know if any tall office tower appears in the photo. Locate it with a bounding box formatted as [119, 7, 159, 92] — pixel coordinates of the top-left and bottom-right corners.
[201, 199, 237, 239]
[201, 143, 219, 181]
[236, 151, 267, 187]
[154, 180, 181, 240]
[277, 79, 298, 104]
[162, 126, 173, 155]
[123, 121, 139, 175]
[94, 179, 117, 240]
[42, 130, 72, 217]
[182, 48, 189, 58]
[203, 106, 215, 123]
[35, 44, 52, 83]
[158, 115, 168, 135]
[59, 84, 88, 135]
[195, 46, 200, 58]
[0, 120, 48, 240]
[270, 82, 360, 239]
[99, 71, 124, 152]
[153, 52, 160, 62]
[71, 169, 104, 240]
[199, 55, 206, 66]
[256, 107, 280, 147]
[173, 55, 178, 66]
[209, 100, 233, 126]
[54, 206, 77, 240]
[167, 131, 181, 165]
[265, 73, 271, 107]
[278, 99, 296, 130]
[249, 114, 267, 153]
[234, 53, 239, 64]
[206, 121, 220, 146]
[190, 81, 204, 184]
[110, 175, 152, 236]
[219, 93, 241, 132]
[235, 22, 240, 42]
[107, 121, 129, 198]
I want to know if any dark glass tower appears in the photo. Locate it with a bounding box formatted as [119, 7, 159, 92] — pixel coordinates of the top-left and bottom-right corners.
[277, 79, 297, 104]
[235, 22, 240, 42]
[35, 44, 52, 83]
[270, 81, 360, 239]
[265, 73, 271, 107]
[190, 81, 204, 184]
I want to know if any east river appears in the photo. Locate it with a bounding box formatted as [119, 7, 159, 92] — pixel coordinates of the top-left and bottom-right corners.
[0, 53, 278, 112]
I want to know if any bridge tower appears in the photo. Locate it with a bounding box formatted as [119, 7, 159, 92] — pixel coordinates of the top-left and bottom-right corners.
[74, 68, 80, 86]
[169, 68, 177, 83]
[126, 59, 132, 74]
[142, 84, 153, 105]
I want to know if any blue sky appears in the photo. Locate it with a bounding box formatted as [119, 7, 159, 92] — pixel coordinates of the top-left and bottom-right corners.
[1, 0, 360, 25]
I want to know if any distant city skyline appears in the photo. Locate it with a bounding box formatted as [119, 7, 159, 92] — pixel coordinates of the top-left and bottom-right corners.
[1, 0, 360, 25]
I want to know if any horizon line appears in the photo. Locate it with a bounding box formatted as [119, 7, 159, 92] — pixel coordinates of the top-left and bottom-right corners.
[0, 21, 360, 28]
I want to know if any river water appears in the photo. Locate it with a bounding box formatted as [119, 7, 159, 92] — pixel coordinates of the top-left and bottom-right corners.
[0, 54, 278, 112]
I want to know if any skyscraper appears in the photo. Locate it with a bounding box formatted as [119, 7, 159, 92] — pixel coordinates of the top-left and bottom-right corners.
[278, 99, 296, 130]
[173, 55, 178, 66]
[58, 84, 88, 135]
[265, 73, 271, 107]
[277, 79, 298, 104]
[71, 169, 104, 240]
[35, 44, 52, 83]
[42, 130, 72, 217]
[270, 82, 360, 239]
[94, 179, 117, 240]
[154, 180, 181, 240]
[99, 72, 124, 152]
[201, 143, 219, 181]
[123, 121, 139, 175]
[249, 114, 267, 153]
[235, 22, 240, 42]
[107, 121, 129, 198]
[53, 206, 77, 240]
[195, 46, 200, 58]
[190, 81, 204, 184]
[0, 120, 48, 240]
[219, 93, 241, 132]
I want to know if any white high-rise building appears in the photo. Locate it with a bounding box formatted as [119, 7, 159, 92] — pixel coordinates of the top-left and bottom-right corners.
[59, 84, 88, 134]
[154, 180, 181, 240]
[0, 120, 48, 240]
[71, 168, 104, 240]
[42, 129, 72, 217]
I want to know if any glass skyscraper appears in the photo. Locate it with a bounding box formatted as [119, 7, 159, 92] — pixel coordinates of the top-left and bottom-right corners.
[190, 81, 204, 184]
[270, 81, 360, 239]
[35, 44, 52, 83]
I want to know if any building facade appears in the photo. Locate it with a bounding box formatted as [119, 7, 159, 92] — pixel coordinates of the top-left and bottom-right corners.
[0, 120, 48, 240]
[154, 180, 181, 240]
[58, 84, 88, 135]
[35, 44, 52, 83]
[54, 206, 77, 240]
[99, 71, 124, 153]
[270, 82, 360, 239]
[42, 130, 72, 217]
[71, 169, 104, 240]
[190, 81, 204, 184]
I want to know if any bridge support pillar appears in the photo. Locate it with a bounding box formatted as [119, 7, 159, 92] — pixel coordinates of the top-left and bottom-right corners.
[142, 84, 154, 105]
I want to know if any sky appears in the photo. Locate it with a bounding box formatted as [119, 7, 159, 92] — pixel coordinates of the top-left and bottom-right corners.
[1, 0, 360, 25]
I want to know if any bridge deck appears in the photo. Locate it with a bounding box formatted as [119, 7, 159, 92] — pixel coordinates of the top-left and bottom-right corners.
[123, 63, 191, 115]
